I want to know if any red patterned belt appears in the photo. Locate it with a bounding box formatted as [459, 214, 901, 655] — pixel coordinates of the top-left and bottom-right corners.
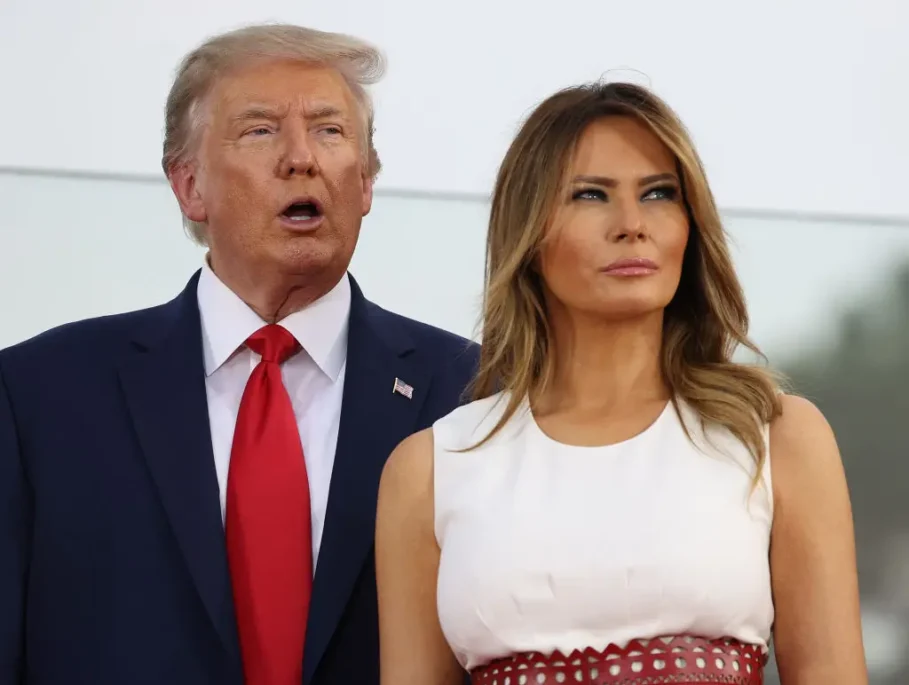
[470, 635, 766, 684]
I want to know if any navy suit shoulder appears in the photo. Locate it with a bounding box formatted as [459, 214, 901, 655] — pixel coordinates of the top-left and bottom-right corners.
[0, 299, 186, 444]
[0, 304, 170, 438]
[1, 296, 177, 369]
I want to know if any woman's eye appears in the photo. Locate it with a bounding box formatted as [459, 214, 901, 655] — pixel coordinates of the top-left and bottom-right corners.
[643, 186, 678, 201]
[572, 188, 607, 201]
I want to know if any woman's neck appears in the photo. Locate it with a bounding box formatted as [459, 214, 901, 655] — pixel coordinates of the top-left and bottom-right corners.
[540, 309, 668, 414]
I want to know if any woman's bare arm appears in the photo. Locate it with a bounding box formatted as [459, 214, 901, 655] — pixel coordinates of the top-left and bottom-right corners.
[769, 394, 868, 684]
[376, 428, 463, 685]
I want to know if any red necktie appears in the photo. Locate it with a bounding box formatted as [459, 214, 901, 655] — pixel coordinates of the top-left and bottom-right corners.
[226, 324, 312, 685]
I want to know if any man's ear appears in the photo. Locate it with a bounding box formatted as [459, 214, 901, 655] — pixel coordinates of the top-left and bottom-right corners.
[360, 173, 374, 218]
[168, 162, 207, 223]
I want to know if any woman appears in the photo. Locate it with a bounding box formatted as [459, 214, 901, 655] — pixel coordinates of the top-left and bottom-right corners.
[375, 82, 867, 684]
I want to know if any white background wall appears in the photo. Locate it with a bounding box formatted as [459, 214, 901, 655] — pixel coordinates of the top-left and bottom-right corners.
[1, 0, 907, 220]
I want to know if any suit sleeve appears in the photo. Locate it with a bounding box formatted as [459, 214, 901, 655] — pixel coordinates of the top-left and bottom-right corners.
[0, 361, 29, 681]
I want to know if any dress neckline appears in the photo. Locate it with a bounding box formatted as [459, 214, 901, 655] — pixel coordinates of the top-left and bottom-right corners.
[524, 397, 675, 451]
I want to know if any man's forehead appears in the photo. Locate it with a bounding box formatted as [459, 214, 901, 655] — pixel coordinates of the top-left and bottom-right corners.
[213, 62, 356, 117]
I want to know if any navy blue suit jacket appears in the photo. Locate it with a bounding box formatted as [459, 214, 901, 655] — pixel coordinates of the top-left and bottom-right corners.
[0, 271, 479, 685]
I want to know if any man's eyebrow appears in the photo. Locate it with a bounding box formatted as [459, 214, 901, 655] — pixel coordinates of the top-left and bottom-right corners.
[229, 106, 284, 124]
[305, 105, 347, 120]
[228, 104, 350, 126]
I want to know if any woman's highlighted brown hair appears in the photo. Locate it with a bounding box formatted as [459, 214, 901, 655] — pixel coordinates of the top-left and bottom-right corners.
[470, 81, 782, 480]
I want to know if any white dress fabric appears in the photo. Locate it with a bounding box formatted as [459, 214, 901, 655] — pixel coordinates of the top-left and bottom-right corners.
[432, 393, 774, 672]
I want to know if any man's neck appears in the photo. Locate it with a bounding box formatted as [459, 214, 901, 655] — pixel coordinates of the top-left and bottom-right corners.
[205, 253, 341, 323]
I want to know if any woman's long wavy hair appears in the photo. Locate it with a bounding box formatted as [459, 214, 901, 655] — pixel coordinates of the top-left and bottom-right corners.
[469, 81, 783, 479]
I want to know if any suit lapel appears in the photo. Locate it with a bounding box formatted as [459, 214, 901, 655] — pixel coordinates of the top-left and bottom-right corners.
[117, 272, 239, 659]
[304, 276, 432, 682]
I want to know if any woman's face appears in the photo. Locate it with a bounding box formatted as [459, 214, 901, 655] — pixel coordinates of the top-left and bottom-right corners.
[539, 115, 690, 323]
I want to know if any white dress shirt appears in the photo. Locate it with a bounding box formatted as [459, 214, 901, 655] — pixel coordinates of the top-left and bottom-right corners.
[196, 260, 350, 567]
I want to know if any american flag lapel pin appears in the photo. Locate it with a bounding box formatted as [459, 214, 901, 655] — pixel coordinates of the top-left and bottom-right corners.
[392, 377, 414, 399]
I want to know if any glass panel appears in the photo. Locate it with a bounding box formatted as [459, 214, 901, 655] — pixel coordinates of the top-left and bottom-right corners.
[2, 170, 908, 682]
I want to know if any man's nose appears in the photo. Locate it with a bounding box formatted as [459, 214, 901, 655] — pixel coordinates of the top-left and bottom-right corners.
[277, 126, 318, 178]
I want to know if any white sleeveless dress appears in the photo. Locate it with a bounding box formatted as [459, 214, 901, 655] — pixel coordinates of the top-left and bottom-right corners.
[432, 393, 774, 672]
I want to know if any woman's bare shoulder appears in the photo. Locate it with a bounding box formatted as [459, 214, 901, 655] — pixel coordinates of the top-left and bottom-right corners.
[770, 393, 838, 465]
[378, 428, 436, 510]
[768, 393, 845, 509]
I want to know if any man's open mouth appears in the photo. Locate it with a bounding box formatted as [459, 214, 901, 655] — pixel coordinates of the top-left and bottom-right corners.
[281, 199, 323, 222]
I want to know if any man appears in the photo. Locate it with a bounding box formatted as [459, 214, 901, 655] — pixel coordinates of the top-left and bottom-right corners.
[0, 24, 478, 685]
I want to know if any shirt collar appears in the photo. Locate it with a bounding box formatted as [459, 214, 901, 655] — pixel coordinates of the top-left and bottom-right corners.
[196, 257, 350, 381]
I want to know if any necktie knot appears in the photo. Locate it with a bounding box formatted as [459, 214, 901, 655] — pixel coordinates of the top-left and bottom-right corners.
[246, 324, 300, 364]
